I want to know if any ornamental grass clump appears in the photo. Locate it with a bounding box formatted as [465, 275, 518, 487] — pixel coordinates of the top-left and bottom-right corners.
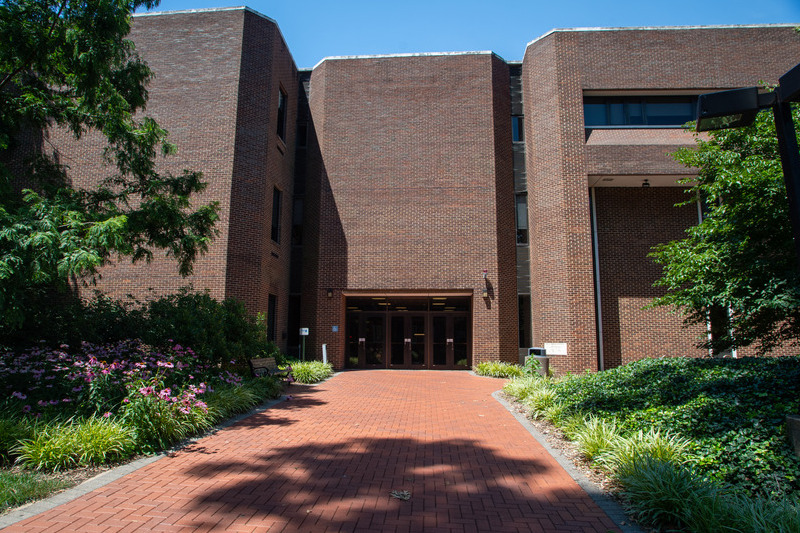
[290, 360, 333, 384]
[474, 361, 524, 378]
[571, 415, 622, 462]
[15, 416, 136, 471]
[597, 427, 691, 472]
[502, 375, 544, 401]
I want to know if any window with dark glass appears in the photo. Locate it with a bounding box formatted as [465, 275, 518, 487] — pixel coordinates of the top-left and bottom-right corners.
[271, 187, 282, 243]
[584, 96, 697, 127]
[276, 87, 287, 141]
[512, 116, 524, 142]
[516, 194, 528, 244]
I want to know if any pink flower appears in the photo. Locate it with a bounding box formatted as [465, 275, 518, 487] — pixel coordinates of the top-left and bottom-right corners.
[11, 391, 26, 400]
[22, 405, 31, 413]
[138, 386, 154, 396]
[103, 412, 111, 418]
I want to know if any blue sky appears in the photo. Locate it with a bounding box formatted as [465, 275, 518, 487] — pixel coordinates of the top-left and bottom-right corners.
[143, 1, 800, 69]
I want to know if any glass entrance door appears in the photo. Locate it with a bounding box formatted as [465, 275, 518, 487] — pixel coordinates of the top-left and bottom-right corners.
[432, 315, 470, 369]
[390, 315, 426, 367]
[345, 296, 471, 369]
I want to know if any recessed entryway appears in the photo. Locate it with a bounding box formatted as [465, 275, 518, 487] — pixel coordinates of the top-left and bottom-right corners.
[345, 296, 471, 369]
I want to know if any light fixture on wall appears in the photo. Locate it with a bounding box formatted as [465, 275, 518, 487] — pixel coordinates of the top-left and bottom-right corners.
[326, 289, 333, 298]
[642, 179, 650, 188]
[481, 288, 489, 299]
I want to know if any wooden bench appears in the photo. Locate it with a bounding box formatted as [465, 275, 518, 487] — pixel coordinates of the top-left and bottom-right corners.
[249, 357, 294, 383]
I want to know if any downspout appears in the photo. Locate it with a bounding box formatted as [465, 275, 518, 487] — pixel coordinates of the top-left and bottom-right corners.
[590, 187, 604, 371]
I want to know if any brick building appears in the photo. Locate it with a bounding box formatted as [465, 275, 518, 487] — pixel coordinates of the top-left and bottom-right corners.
[60, 7, 800, 372]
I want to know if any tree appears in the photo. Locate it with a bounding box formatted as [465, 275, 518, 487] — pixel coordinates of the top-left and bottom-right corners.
[0, 0, 219, 331]
[650, 104, 800, 355]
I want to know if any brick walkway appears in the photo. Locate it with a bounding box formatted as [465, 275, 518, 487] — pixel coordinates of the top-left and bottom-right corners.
[3, 371, 621, 532]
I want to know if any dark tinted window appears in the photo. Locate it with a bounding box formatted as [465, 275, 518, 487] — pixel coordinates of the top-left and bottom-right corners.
[584, 96, 696, 127]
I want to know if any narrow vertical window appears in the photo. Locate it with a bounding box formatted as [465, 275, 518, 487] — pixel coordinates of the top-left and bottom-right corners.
[267, 294, 277, 342]
[271, 187, 282, 243]
[512, 116, 524, 142]
[276, 87, 287, 141]
[516, 193, 528, 244]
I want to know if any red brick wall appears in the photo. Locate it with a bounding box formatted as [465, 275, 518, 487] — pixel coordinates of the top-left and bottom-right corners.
[523, 33, 599, 375]
[224, 10, 298, 351]
[43, 8, 297, 351]
[306, 53, 517, 368]
[46, 9, 248, 302]
[522, 26, 800, 374]
[594, 187, 706, 367]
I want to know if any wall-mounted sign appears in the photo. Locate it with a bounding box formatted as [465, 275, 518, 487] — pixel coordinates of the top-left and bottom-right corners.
[543, 342, 567, 356]
[332, 325, 339, 332]
[299, 328, 309, 336]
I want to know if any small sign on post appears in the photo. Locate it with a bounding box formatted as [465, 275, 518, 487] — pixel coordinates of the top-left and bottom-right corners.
[300, 328, 309, 360]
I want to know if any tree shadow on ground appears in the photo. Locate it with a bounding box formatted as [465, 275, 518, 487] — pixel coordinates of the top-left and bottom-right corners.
[180, 435, 618, 532]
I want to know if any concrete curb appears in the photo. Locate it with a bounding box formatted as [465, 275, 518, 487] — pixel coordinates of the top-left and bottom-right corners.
[492, 390, 645, 533]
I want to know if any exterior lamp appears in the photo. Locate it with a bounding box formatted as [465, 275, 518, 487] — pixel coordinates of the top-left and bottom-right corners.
[695, 62, 800, 265]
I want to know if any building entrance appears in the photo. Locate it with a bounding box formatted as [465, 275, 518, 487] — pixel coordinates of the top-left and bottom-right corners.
[345, 296, 471, 369]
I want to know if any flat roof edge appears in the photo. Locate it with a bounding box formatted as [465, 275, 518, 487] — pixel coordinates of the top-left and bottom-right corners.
[134, 6, 277, 24]
[526, 23, 799, 48]
[313, 50, 503, 70]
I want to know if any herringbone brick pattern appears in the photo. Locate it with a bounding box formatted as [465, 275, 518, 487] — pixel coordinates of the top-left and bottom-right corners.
[3, 371, 619, 532]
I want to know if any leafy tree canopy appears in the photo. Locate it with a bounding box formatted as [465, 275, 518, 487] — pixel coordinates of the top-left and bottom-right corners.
[650, 104, 800, 355]
[0, 0, 219, 330]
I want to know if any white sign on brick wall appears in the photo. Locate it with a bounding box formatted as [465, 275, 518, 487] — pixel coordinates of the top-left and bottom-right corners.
[543, 343, 567, 356]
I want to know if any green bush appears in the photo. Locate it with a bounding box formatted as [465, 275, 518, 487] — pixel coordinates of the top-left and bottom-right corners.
[551, 356, 800, 499]
[1, 288, 277, 367]
[474, 361, 524, 378]
[15, 416, 136, 471]
[290, 360, 333, 384]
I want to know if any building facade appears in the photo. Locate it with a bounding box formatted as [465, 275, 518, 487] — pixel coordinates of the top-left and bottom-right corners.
[64, 7, 800, 372]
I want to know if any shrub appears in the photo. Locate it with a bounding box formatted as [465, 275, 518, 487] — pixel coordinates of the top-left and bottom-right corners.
[474, 361, 524, 378]
[15, 416, 136, 471]
[290, 360, 333, 384]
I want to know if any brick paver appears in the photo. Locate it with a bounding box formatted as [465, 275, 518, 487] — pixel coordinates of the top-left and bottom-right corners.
[2, 371, 620, 532]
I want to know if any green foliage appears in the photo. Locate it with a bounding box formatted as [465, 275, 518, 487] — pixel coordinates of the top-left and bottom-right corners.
[616, 456, 800, 533]
[120, 377, 212, 453]
[15, 416, 136, 471]
[502, 375, 547, 401]
[0, 469, 71, 513]
[570, 415, 622, 462]
[204, 378, 282, 422]
[139, 289, 274, 366]
[551, 356, 800, 498]
[615, 456, 734, 532]
[2, 289, 277, 365]
[651, 105, 800, 354]
[0, 417, 34, 464]
[474, 361, 524, 378]
[596, 427, 691, 472]
[290, 360, 333, 384]
[0, 0, 219, 333]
